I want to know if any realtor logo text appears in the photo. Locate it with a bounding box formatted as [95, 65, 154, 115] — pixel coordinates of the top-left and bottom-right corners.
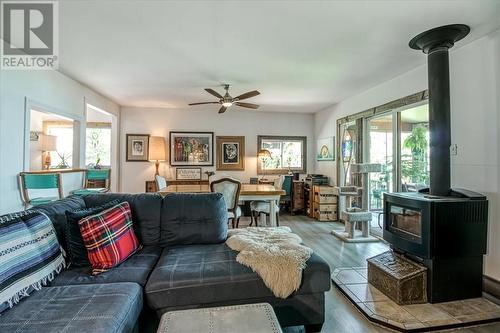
[1, 1, 59, 70]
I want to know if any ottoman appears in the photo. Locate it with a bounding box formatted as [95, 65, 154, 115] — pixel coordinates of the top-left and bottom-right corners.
[157, 303, 282, 333]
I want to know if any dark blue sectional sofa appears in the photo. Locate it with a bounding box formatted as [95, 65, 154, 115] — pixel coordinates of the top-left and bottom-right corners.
[0, 193, 331, 333]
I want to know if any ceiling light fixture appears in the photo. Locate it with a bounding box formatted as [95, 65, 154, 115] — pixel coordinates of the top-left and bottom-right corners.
[222, 102, 233, 107]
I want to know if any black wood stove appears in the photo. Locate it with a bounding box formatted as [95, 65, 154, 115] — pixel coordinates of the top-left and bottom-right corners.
[383, 25, 489, 303]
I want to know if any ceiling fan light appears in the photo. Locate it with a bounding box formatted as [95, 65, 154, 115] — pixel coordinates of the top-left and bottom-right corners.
[222, 102, 233, 107]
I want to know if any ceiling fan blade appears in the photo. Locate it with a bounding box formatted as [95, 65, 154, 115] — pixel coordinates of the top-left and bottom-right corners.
[188, 102, 220, 106]
[205, 88, 223, 99]
[218, 106, 227, 114]
[235, 90, 260, 100]
[235, 102, 259, 109]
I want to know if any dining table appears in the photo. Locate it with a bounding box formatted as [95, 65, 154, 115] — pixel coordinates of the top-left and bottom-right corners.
[158, 184, 286, 227]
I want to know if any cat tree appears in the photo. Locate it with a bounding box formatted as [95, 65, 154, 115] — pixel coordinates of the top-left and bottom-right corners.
[332, 163, 381, 243]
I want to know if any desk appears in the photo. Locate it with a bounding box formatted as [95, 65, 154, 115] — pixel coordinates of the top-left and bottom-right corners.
[159, 184, 286, 227]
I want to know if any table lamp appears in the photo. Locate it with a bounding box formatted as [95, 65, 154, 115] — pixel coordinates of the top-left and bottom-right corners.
[149, 136, 166, 176]
[257, 149, 271, 181]
[39, 134, 57, 170]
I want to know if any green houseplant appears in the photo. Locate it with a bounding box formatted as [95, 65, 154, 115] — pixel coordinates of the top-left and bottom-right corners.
[401, 126, 429, 185]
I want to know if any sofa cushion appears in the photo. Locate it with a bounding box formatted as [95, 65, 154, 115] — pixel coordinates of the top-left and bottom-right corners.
[160, 193, 228, 247]
[33, 195, 87, 252]
[82, 193, 162, 246]
[79, 202, 141, 275]
[0, 282, 142, 333]
[145, 243, 331, 310]
[51, 246, 161, 287]
[65, 199, 121, 267]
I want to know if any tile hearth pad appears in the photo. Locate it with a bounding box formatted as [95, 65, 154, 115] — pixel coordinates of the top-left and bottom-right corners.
[332, 267, 500, 332]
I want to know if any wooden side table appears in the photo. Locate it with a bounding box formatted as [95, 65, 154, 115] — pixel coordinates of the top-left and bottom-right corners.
[291, 180, 305, 214]
[146, 179, 210, 192]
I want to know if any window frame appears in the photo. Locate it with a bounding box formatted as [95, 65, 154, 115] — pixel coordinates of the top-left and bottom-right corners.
[24, 99, 84, 172]
[257, 135, 307, 174]
[336, 90, 429, 191]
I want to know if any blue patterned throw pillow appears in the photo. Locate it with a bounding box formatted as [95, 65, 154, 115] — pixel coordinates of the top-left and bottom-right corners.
[0, 210, 65, 313]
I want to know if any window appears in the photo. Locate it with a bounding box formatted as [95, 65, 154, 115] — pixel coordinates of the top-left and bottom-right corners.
[85, 123, 111, 167]
[45, 121, 74, 168]
[257, 136, 307, 174]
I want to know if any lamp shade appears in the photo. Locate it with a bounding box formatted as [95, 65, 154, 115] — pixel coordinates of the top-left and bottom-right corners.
[39, 134, 57, 152]
[149, 136, 166, 161]
[257, 149, 271, 159]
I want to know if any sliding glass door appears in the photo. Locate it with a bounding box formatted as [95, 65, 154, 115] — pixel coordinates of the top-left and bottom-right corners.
[365, 103, 429, 210]
[367, 113, 394, 210]
[338, 119, 360, 187]
[400, 104, 430, 192]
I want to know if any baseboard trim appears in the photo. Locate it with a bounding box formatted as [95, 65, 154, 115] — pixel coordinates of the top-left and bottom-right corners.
[484, 275, 500, 302]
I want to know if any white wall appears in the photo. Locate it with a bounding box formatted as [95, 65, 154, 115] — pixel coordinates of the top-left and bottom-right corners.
[313, 29, 500, 280]
[0, 70, 120, 214]
[120, 107, 315, 193]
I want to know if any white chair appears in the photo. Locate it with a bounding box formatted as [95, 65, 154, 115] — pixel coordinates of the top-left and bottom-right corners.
[155, 175, 167, 191]
[250, 176, 284, 227]
[210, 177, 242, 228]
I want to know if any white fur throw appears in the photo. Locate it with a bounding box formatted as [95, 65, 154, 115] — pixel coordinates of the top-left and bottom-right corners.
[226, 226, 313, 298]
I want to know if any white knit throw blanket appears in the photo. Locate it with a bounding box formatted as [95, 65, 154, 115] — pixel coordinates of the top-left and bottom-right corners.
[226, 227, 313, 299]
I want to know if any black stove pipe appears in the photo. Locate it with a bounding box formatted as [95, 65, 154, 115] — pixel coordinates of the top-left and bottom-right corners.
[409, 24, 470, 196]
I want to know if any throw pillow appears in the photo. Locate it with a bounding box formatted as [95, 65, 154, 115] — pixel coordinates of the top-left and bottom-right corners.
[78, 202, 141, 275]
[0, 210, 65, 313]
[65, 199, 120, 267]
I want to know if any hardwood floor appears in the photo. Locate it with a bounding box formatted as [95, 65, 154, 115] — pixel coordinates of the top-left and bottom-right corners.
[242, 214, 500, 333]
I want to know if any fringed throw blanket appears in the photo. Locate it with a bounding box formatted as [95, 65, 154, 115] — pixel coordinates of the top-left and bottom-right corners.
[0, 211, 65, 312]
[226, 227, 313, 298]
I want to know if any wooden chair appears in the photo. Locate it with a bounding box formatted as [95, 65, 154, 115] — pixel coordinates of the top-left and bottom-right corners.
[249, 175, 284, 227]
[280, 175, 293, 211]
[19, 172, 63, 209]
[210, 177, 242, 229]
[73, 169, 111, 195]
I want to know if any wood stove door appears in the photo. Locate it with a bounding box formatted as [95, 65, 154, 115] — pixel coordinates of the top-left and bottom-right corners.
[383, 195, 431, 259]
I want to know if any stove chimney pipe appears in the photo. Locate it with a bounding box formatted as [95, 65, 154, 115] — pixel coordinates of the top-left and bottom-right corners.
[409, 24, 470, 196]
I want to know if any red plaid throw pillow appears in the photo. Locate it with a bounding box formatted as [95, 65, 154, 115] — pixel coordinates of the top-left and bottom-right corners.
[78, 201, 141, 275]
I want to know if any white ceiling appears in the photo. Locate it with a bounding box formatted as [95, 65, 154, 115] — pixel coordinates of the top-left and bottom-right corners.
[59, 0, 500, 113]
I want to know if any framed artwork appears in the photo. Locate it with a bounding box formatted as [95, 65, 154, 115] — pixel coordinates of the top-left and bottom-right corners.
[317, 137, 335, 161]
[176, 167, 202, 180]
[126, 134, 150, 162]
[216, 136, 245, 171]
[30, 131, 40, 141]
[170, 131, 214, 166]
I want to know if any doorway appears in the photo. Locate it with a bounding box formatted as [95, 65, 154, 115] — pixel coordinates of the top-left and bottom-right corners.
[85, 104, 119, 192]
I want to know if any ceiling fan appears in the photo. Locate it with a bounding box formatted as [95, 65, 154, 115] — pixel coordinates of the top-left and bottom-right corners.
[189, 84, 260, 114]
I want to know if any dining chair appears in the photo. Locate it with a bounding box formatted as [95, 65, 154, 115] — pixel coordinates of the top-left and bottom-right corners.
[73, 169, 111, 195]
[210, 177, 242, 228]
[19, 172, 63, 209]
[280, 175, 293, 211]
[249, 175, 284, 227]
[155, 174, 167, 191]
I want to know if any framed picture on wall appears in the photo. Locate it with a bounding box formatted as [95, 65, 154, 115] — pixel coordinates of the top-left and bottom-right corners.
[170, 131, 214, 166]
[216, 136, 245, 171]
[316, 136, 335, 161]
[176, 167, 202, 180]
[126, 134, 150, 161]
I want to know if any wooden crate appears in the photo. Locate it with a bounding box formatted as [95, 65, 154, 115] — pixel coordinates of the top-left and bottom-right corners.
[367, 251, 427, 305]
[314, 203, 338, 221]
[313, 186, 338, 204]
